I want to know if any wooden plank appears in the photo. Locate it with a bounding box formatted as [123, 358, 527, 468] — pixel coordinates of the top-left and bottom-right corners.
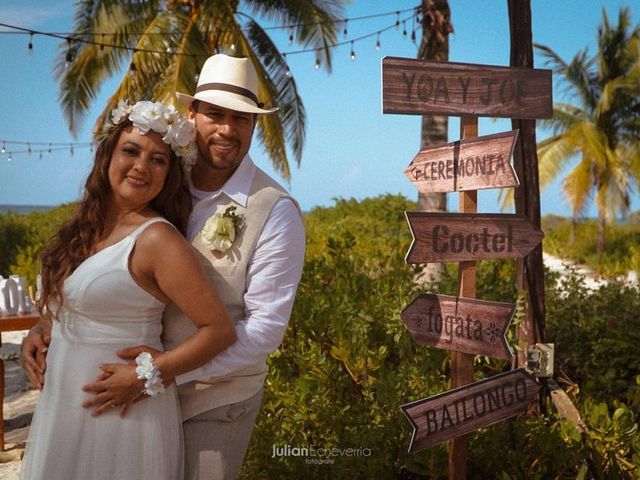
[402, 294, 514, 359]
[405, 130, 519, 193]
[405, 212, 544, 263]
[0, 315, 39, 332]
[449, 117, 478, 480]
[382, 56, 552, 119]
[402, 369, 540, 452]
[548, 379, 587, 432]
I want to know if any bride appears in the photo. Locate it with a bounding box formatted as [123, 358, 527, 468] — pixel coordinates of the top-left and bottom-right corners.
[20, 100, 236, 480]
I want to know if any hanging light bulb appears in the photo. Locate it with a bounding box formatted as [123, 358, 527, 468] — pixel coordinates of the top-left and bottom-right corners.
[230, 43, 236, 51]
[395, 12, 400, 29]
[48, 144, 52, 154]
[7, 154, 12, 162]
[350, 41, 355, 61]
[194, 73, 200, 82]
[343, 19, 348, 37]
[166, 46, 173, 54]
[65, 38, 75, 68]
[283, 54, 291, 78]
[100, 33, 105, 51]
[39, 151, 43, 160]
[1, 142, 5, 154]
[314, 55, 320, 70]
[70, 144, 74, 156]
[402, 21, 407, 37]
[375, 33, 381, 51]
[411, 29, 416, 42]
[27, 32, 34, 54]
[28, 143, 32, 156]
[288, 28, 294, 46]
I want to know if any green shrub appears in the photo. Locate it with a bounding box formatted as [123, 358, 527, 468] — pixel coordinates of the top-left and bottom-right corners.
[0, 204, 75, 286]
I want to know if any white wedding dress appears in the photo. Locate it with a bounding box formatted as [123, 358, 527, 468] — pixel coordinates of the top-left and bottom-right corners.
[21, 218, 183, 480]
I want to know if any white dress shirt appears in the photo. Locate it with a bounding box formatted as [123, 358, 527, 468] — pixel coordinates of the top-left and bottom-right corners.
[177, 156, 305, 384]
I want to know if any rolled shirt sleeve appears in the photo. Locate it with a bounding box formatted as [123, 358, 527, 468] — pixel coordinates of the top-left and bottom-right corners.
[176, 197, 305, 384]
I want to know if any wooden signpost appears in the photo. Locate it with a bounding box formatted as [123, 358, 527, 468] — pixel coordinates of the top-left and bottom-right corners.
[382, 57, 552, 119]
[401, 294, 514, 359]
[404, 130, 519, 193]
[401, 369, 540, 452]
[405, 212, 544, 263]
[382, 54, 552, 479]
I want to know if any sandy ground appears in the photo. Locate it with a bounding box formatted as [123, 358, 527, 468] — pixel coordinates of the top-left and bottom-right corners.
[0, 255, 635, 478]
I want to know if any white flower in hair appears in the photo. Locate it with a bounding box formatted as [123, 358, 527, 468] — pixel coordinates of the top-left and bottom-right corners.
[129, 101, 169, 134]
[164, 115, 195, 148]
[111, 99, 130, 125]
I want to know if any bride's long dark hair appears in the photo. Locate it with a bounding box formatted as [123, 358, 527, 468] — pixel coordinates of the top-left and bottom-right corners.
[37, 120, 191, 318]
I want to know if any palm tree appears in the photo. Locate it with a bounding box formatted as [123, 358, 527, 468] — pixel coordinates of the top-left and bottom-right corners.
[54, 0, 345, 180]
[416, 0, 452, 283]
[535, 7, 640, 253]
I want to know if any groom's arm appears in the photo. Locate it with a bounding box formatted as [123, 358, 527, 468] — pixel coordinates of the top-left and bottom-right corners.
[176, 197, 305, 384]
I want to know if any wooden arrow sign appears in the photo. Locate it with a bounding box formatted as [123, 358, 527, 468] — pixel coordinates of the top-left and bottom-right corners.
[405, 212, 544, 263]
[405, 130, 519, 193]
[401, 294, 514, 359]
[402, 369, 540, 452]
[382, 57, 552, 119]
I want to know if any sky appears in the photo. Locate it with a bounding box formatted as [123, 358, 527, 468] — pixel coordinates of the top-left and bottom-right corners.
[1, 0, 638, 217]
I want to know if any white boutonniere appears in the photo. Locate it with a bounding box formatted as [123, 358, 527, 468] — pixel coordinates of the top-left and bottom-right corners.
[200, 206, 245, 253]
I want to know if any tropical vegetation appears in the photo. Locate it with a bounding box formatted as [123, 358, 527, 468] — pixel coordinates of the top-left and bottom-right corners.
[534, 7, 640, 253]
[56, 0, 345, 179]
[2, 195, 639, 478]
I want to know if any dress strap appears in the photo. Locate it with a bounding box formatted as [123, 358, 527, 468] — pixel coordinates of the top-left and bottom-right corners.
[128, 217, 174, 240]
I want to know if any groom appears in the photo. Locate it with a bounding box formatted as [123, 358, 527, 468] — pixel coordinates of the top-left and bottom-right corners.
[22, 54, 305, 480]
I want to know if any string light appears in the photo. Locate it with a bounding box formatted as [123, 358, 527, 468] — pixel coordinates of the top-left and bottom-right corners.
[350, 41, 355, 61]
[343, 19, 348, 37]
[129, 50, 137, 77]
[314, 54, 320, 70]
[375, 33, 381, 50]
[0, 140, 92, 160]
[27, 32, 33, 54]
[0, 5, 420, 62]
[402, 20, 407, 38]
[288, 27, 294, 46]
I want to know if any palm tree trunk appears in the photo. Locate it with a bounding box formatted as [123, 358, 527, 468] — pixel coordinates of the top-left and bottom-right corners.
[417, 0, 451, 284]
[597, 207, 606, 254]
[508, 0, 546, 370]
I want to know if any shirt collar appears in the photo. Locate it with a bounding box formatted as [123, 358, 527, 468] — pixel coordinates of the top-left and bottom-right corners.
[190, 154, 255, 207]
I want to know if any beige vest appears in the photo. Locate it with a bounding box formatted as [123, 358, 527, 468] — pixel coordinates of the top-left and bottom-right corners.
[162, 167, 301, 420]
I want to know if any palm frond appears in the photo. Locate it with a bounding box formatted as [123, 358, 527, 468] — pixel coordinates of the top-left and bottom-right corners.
[244, 0, 343, 71]
[55, 1, 161, 135]
[246, 19, 306, 166]
[562, 156, 593, 218]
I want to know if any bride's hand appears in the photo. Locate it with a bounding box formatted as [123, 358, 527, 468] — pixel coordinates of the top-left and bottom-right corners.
[81, 363, 145, 417]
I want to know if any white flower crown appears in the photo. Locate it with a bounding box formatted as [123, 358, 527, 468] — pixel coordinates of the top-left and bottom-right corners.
[106, 100, 198, 167]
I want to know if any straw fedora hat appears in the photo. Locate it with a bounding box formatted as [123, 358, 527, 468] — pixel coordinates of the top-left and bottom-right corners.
[176, 54, 278, 114]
